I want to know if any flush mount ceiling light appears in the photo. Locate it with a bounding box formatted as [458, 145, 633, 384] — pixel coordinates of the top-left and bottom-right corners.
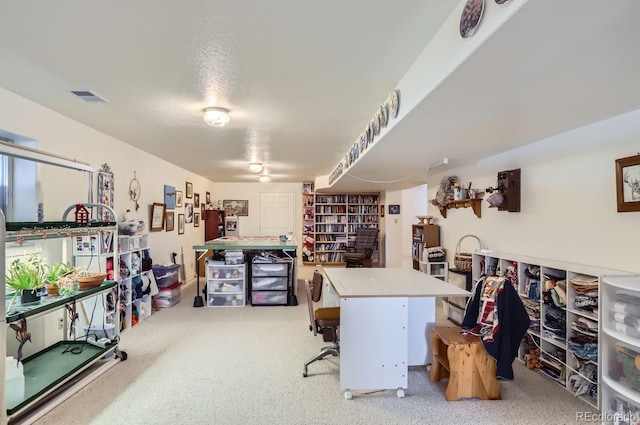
[203, 107, 230, 127]
[259, 174, 271, 183]
[249, 163, 263, 173]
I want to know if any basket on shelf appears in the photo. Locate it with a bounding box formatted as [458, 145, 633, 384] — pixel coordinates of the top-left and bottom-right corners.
[454, 234, 486, 272]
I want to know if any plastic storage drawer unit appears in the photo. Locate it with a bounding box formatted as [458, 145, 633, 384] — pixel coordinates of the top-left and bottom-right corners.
[152, 264, 181, 288]
[156, 281, 181, 308]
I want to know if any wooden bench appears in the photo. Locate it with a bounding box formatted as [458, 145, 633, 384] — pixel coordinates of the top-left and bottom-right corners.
[429, 325, 501, 401]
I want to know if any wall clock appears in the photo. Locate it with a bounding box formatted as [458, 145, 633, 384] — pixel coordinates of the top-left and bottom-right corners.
[460, 0, 484, 38]
[129, 171, 141, 211]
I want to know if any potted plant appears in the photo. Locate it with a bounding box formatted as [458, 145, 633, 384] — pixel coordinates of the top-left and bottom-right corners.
[44, 262, 78, 296]
[5, 253, 48, 307]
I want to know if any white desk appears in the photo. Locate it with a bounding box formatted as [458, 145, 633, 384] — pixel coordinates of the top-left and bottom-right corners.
[322, 267, 471, 399]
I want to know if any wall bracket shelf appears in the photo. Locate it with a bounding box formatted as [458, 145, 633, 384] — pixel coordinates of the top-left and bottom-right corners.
[439, 199, 482, 219]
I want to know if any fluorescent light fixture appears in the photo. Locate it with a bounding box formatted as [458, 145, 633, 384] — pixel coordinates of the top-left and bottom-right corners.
[203, 107, 230, 127]
[259, 174, 271, 183]
[249, 163, 263, 173]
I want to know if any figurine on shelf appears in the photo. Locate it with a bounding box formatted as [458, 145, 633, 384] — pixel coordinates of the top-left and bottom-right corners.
[74, 204, 90, 223]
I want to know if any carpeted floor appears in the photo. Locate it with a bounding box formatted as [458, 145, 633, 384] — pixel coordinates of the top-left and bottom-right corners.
[30, 265, 598, 425]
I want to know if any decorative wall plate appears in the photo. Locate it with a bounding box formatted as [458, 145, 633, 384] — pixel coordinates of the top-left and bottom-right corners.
[390, 89, 400, 118]
[460, 0, 484, 38]
[371, 114, 380, 138]
[379, 104, 389, 128]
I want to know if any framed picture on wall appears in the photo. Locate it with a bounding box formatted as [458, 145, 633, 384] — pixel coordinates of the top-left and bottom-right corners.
[194, 212, 200, 227]
[165, 211, 175, 231]
[616, 154, 640, 212]
[223, 199, 248, 216]
[206, 191, 211, 204]
[186, 182, 193, 199]
[150, 203, 166, 231]
[176, 191, 183, 208]
[194, 193, 200, 206]
[201, 203, 206, 216]
[164, 185, 176, 210]
[389, 204, 400, 215]
[185, 203, 194, 223]
[178, 214, 185, 234]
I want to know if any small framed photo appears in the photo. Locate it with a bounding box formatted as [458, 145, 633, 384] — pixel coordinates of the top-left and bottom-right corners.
[206, 191, 211, 204]
[150, 203, 166, 231]
[185, 203, 194, 223]
[381, 204, 385, 217]
[389, 204, 400, 215]
[165, 211, 175, 231]
[201, 203, 206, 216]
[175, 190, 183, 208]
[194, 192, 200, 206]
[178, 214, 185, 235]
[186, 182, 193, 199]
[194, 212, 200, 227]
[616, 154, 640, 212]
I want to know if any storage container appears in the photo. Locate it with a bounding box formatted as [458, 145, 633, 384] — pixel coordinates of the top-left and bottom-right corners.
[225, 250, 244, 265]
[156, 281, 181, 307]
[152, 264, 181, 288]
[207, 293, 245, 307]
[83, 323, 115, 340]
[5, 356, 24, 409]
[251, 290, 287, 306]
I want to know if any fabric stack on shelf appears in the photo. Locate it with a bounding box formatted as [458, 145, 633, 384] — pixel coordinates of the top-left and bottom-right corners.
[543, 274, 566, 309]
[570, 274, 599, 314]
[524, 265, 540, 300]
[522, 299, 540, 333]
[540, 349, 566, 383]
[543, 306, 566, 342]
[568, 317, 598, 362]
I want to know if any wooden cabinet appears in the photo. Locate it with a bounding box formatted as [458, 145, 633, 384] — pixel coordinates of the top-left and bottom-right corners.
[302, 192, 379, 265]
[411, 224, 440, 270]
[204, 209, 224, 241]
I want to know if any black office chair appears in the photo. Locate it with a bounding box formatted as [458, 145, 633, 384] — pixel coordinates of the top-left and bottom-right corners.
[344, 227, 379, 268]
[303, 270, 340, 377]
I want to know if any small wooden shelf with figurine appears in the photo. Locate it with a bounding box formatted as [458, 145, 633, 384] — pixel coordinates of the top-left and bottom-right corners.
[439, 199, 482, 219]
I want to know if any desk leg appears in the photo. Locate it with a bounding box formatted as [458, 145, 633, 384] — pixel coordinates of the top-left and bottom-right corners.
[193, 250, 204, 307]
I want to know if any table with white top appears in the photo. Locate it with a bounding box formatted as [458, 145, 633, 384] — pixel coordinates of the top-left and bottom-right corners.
[322, 267, 471, 399]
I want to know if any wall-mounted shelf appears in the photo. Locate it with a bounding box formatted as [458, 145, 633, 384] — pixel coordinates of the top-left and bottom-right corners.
[439, 199, 482, 219]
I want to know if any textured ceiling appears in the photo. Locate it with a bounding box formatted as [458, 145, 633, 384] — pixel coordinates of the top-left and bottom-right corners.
[0, 1, 638, 192]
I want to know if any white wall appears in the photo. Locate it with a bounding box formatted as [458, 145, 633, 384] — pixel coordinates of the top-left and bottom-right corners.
[0, 87, 214, 279]
[424, 109, 640, 274]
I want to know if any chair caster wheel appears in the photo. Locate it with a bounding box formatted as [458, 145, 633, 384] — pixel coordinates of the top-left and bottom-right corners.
[344, 390, 352, 400]
[397, 388, 405, 398]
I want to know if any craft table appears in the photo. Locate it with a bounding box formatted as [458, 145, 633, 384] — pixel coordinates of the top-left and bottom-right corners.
[192, 236, 298, 307]
[322, 267, 471, 399]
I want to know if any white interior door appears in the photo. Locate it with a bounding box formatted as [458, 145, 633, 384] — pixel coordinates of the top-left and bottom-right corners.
[260, 192, 294, 236]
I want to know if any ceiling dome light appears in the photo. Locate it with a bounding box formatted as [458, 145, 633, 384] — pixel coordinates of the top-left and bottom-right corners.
[249, 163, 263, 173]
[203, 107, 230, 127]
[259, 174, 271, 183]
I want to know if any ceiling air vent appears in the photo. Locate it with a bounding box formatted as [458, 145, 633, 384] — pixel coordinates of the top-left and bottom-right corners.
[71, 90, 108, 103]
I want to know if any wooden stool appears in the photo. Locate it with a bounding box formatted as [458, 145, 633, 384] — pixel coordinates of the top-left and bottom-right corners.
[429, 325, 501, 401]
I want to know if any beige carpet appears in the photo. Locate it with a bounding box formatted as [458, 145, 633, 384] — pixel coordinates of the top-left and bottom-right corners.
[27, 266, 598, 425]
